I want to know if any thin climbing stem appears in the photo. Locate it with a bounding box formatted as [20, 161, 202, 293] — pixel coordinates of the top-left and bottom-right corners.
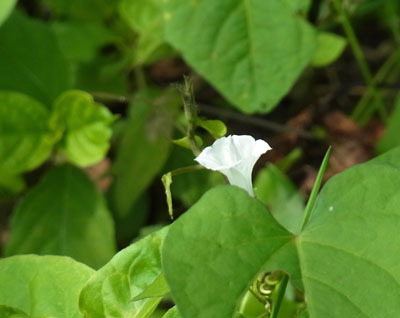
[300, 147, 331, 231]
[177, 76, 201, 156]
[353, 48, 400, 124]
[332, 0, 387, 123]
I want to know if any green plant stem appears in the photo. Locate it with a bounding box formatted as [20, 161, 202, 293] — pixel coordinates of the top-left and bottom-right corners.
[270, 274, 289, 318]
[332, 0, 387, 123]
[353, 48, 400, 124]
[300, 147, 331, 231]
[134, 67, 147, 90]
[169, 165, 205, 177]
[179, 76, 201, 156]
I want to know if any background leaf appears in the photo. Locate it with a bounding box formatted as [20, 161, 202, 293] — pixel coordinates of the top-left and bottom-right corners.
[163, 0, 316, 113]
[0, 12, 71, 107]
[119, 0, 168, 65]
[109, 89, 178, 217]
[0, 255, 94, 318]
[311, 32, 347, 67]
[53, 90, 115, 167]
[5, 165, 116, 269]
[51, 21, 115, 63]
[79, 227, 168, 318]
[254, 164, 305, 234]
[0, 91, 60, 176]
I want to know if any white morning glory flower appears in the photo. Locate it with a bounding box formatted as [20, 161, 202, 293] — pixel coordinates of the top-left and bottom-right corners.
[195, 135, 271, 196]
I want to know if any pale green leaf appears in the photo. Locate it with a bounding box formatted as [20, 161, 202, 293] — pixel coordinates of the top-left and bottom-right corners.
[79, 227, 168, 318]
[311, 32, 347, 67]
[162, 172, 174, 219]
[0, 0, 16, 26]
[53, 90, 115, 167]
[0, 12, 71, 106]
[196, 119, 227, 139]
[0, 255, 94, 318]
[0, 91, 60, 175]
[163, 307, 181, 318]
[163, 0, 316, 113]
[172, 135, 203, 150]
[5, 165, 116, 269]
[162, 146, 400, 317]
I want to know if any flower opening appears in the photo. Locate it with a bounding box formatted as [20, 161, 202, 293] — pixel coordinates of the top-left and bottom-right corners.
[195, 135, 271, 196]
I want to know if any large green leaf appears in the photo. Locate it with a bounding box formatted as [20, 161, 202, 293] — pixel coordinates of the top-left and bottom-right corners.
[5, 165, 116, 269]
[0, 0, 16, 26]
[162, 186, 298, 318]
[79, 227, 168, 318]
[163, 0, 316, 113]
[162, 147, 400, 317]
[0, 12, 71, 107]
[52, 90, 115, 167]
[109, 89, 178, 217]
[0, 91, 60, 176]
[0, 255, 94, 318]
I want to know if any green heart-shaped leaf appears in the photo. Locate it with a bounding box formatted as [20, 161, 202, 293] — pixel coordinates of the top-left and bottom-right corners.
[162, 147, 400, 317]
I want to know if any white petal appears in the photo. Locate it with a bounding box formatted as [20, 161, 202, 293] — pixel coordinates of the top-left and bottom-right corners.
[194, 135, 272, 196]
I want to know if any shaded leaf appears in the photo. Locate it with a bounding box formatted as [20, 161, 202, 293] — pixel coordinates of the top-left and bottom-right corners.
[5, 165, 116, 269]
[43, 0, 116, 22]
[0, 305, 30, 318]
[109, 89, 178, 217]
[254, 164, 305, 234]
[0, 12, 71, 106]
[51, 21, 114, 63]
[163, 0, 316, 113]
[0, 255, 94, 318]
